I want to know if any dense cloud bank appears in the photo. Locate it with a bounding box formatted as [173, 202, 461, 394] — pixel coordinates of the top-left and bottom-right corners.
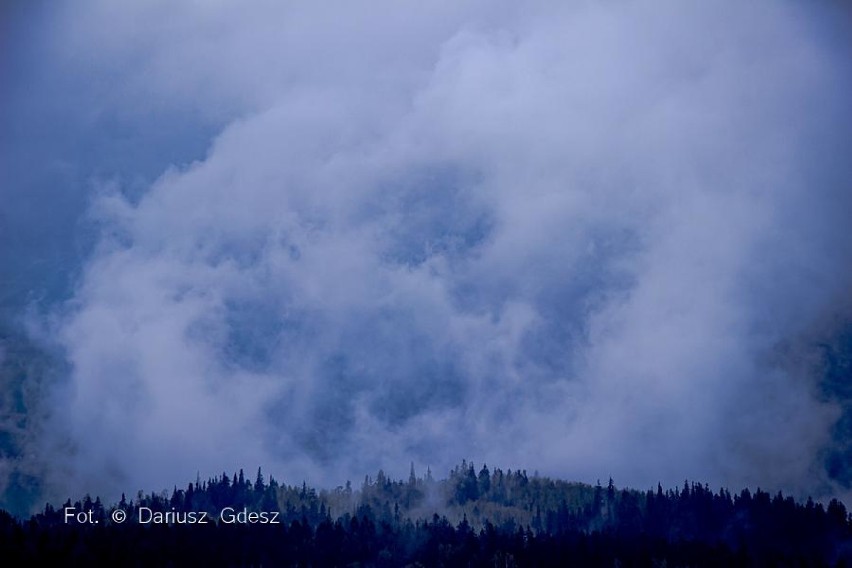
[3, 1, 851, 504]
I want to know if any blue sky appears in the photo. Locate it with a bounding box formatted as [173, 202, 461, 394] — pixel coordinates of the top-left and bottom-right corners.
[2, 0, 851, 507]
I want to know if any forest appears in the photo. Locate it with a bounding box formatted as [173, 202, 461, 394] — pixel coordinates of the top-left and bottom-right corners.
[1, 461, 850, 566]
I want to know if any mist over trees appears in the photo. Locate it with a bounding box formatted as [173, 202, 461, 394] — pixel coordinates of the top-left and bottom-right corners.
[1, 462, 850, 565]
[2, 3, 852, 565]
[3, 0, 851, 503]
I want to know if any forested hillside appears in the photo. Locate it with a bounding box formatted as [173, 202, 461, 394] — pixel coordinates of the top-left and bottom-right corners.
[0, 325, 55, 516]
[1, 462, 849, 565]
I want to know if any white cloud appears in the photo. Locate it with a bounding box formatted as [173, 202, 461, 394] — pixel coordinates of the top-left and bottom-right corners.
[24, 0, 852, 499]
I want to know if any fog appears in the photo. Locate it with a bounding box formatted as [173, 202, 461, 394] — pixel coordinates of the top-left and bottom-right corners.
[2, 0, 851, 507]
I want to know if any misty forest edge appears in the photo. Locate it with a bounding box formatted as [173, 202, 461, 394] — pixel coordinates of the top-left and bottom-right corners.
[1, 461, 851, 565]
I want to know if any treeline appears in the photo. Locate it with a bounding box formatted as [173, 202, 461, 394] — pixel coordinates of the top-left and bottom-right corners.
[0, 461, 850, 566]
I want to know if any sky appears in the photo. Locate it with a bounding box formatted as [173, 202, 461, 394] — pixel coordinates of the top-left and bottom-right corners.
[1, 0, 851, 510]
